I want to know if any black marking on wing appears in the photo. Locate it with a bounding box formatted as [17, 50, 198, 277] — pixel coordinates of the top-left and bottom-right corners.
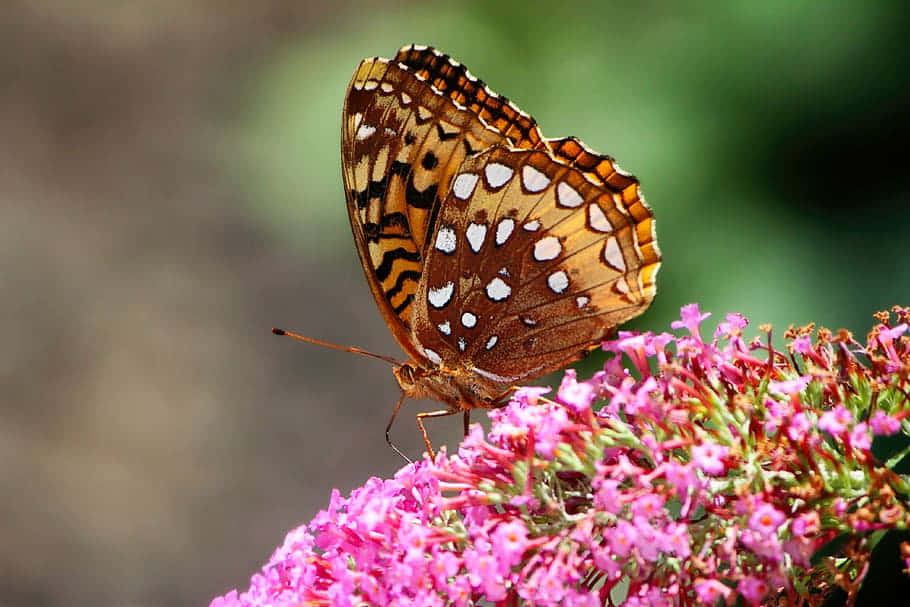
[421, 151, 438, 170]
[352, 160, 413, 211]
[404, 178, 438, 209]
[385, 270, 421, 301]
[381, 212, 410, 230]
[353, 188, 369, 209]
[393, 293, 415, 315]
[435, 123, 458, 141]
[375, 247, 422, 281]
[363, 222, 381, 240]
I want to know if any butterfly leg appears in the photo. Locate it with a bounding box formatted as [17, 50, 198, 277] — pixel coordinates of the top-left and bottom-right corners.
[416, 408, 459, 460]
[385, 392, 413, 463]
[463, 411, 470, 436]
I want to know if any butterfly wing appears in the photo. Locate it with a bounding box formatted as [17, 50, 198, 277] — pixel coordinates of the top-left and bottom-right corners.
[411, 146, 661, 384]
[341, 45, 545, 359]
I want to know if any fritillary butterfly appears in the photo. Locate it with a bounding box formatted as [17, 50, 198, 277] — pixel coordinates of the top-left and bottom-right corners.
[339, 44, 660, 457]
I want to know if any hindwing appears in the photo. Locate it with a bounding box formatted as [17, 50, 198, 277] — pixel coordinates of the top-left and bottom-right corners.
[411, 146, 660, 384]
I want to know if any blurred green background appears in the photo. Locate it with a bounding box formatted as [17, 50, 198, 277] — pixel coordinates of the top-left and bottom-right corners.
[1, 1, 907, 605]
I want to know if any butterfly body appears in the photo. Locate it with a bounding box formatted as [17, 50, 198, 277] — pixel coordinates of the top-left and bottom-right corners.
[393, 361, 500, 412]
[341, 45, 660, 454]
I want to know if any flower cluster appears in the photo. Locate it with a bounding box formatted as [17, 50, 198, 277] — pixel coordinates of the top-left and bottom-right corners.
[211, 305, 910, 606]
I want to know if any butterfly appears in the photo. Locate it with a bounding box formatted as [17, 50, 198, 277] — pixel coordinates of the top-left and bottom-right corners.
[334, 44, 659, 458]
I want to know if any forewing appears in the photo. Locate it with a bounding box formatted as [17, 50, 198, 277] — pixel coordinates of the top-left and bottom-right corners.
[410, 146, 660, 384]
[341, 46, 546, 355]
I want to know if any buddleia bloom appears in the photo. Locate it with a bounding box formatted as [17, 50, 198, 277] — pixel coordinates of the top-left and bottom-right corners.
[211, 305, 910, 606]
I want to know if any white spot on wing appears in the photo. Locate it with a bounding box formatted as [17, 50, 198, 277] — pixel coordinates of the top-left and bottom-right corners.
[380, 82, 394, 93]
[400, 92, 412, 105]
[588, 203, 613, 232]
[434, 226, 457, 254]
[461, 312, 477, 328]
[533, 236, 562, 261]
[485, 277, 512, 301]
[458, 337, 466, 352]
[452, 173, 479, 200]
[364, 80, 379, 91]
[356, 124, 376, 141]
[603, 237, 626, 271]
[384, 127, 397, 136]
[484, 162, 514, 188]
[521, 165, 550, 192]
[438, 321, 451, 335]
[615, 277, 630, 294]
[521, 317, 537, 327]
[557, 181, 584, 208]
[498, 267, 510, 277]
[495, 218, 515, 245]
[428, 282, 454, 308]
[547, 270, 569, 293]
[523, 219, 541, 232]
[424, 348, 442, 365]
[466, 223, 487, 253]
[576, 296, 590, 309]
[352, 112, 363, 129]
[485, 335, 499, 350]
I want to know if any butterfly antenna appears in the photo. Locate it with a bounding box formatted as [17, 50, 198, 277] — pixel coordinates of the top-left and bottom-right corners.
[271, 328, 404, 366]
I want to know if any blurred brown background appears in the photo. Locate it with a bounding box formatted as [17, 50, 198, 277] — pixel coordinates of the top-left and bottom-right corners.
[1, 2, 907, 605]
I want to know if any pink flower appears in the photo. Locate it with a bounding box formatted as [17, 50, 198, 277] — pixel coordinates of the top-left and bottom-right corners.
[210, 307, 910, 607]
[769, 375, 811, 395]
[792, 334, 813, 355]
[491, 520, 528, 568]
[607, 519, 638, 557]
[557, 369, 597, 413]
[446, 576, 472, 607]
[787, 411, 812, 442]
[671, 303, 711, 335]
[512, 385, 551, 407]
[749, 502, 786, 538]
[564, 587, 601, 607]
[849, 421, 871, 450]
[662, 461, 699, 498]
[463, 545, 506, 600]
[593, 476, 623, 513]
[694, 579, 732, 604]
[738, 575, 771, 604]
[428, 549, 459, 590]
[631, 492, 666, 520]
[691, 441, 728, 475]
[871, 410, 901, 435]
[714, 312, 748, 339]
[818, 405, 852, 436]
[791, 511, 820, 537]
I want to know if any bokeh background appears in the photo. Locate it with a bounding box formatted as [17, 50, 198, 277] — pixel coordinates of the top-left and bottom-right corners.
[2, 1, 908, 605]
